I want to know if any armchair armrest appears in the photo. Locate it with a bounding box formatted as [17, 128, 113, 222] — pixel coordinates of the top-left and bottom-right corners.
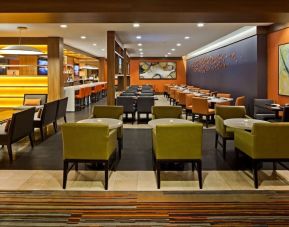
[215, 115, 226, 136]
[107, 129, 117, 156]
[245, 115, 252, 119]
[234, 128, 254, 157]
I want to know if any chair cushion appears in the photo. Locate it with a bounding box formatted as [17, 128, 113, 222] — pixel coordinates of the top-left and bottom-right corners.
[24, 99, 41, 106]
[0, 124, 7, 135]
[208, 109, 215, 114]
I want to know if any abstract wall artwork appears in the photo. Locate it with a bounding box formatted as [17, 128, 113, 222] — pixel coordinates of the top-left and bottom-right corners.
[279, 43, 289, 96]
[139, 62, 176, 80]
[190, 52, 239, 74]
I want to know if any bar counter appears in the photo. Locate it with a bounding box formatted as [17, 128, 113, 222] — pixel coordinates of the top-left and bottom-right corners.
[64, 82, 107, 112]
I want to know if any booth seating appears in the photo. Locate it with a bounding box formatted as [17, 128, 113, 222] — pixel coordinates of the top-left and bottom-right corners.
[234, 123, 289, 188]
[55, 97, 68, 131]
[0, 108, 35, 162]
[215, 106, 248, 158]
[61, 123, 118, 190]
[152, 123, 203, 189]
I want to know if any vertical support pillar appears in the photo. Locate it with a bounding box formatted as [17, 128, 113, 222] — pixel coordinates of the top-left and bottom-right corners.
[123, 48, 128, 90]
[48, 37, 64, 101]
[107, 31, 116, 105]
[98, 57, 106, 82]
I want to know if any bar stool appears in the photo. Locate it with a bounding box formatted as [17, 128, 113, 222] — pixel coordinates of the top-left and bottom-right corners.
[91, 85, 98, 103]
[84, 87, 92, 106]
[75, 88, 85, 110]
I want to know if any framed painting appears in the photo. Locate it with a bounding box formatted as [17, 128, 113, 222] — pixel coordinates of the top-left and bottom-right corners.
[279, 43, 289, 96]
[139, 61, 177, 80]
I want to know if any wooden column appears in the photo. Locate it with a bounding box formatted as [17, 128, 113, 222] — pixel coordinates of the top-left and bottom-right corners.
[107, 31, 115, 105]
[98, 57, 106, 82]
[123, 48, 128, 90]
[48, 37, 64, 101]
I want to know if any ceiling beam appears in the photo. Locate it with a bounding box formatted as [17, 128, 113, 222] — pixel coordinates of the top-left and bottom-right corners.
[0, 1, 288, 23]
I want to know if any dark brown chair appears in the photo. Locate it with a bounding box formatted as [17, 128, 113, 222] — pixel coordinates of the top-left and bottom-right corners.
[283, 106, 289, 122]
[33, 100, 58, 141]
[0, 108, 35, 161]
[55, 97, 68, 131]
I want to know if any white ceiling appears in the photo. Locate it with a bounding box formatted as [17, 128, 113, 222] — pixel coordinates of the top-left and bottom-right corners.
[0, 23, 269, 58]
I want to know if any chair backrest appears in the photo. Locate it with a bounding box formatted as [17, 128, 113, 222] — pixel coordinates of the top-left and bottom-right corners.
[9, 107, 35, 142]
[140, 92, 153, 96]
[178, 92, 187, 106]
[175, 90, 180, 102]
[191, 97, 209, 115]
[116, 96, 135, 112]
[215, 106, 246, 120]
[41, 100, 58, 125]
[185, 94, 194, 108]
[92, 105, 124, 119]
[282, 106, 289, 122]
[77, 88, 85, 98]
[121, 92, 135, 96]
[254, 99, 274, 115]
[169, 89, 176, 99]
[217, 93, 231, 98]
[152, 106, 182, 119]
[252, 123, 289, 158]
[61, 123, 110, 160]
[235, 96, 246, 106]
[56, 97, 68, 120]
[137, 96, 155, 113]
[154, 123, 203, 159]
[23, 94, 48, 105]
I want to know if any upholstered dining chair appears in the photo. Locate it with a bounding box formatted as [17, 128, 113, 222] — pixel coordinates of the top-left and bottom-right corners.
[234, 123, 289, 188]
[116, 96, 136, 122]
[185, 94, 194, 119]
[0, 107, 35, 161]
[178, 92, 187, 108]
[152, 123, 203, 189]
[235, 96, 246, 106]
[61, 123, 118, 190]
[282, 106, 289, 122]
[33, 100, 58, 141]
[215, 106, 248, 158]
[55, 97, 68, 131]
[254, 99, 275, 120]
[169, 88, 177, 105]
[137, 96, 155, 121]
[216, 93, 231, 98]
[152, 106, 182, 119]
[92, 105, 124, 158]
[191, 97, 215, 128]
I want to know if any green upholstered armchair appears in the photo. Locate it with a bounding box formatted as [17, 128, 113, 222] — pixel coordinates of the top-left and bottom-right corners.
[152, 123, 203, 189]
[92, 105, 124, 158]
[215, 106, 249, 158]
[234, 123, 289, 188]
[151, 106, 182, 119]
[61, 123, 117, 190]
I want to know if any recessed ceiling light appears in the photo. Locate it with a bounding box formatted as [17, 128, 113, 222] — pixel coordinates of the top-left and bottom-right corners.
[101, 48, 105, 51]
[92, 43, 97, 46]
[171, 48, 175, 51]
[0, 55, 4, 58]
[136, 35, 142, 39]
[164, 55, 168, 57]
[184, 36, 190, 39]
[176, 43, 181, 47]
[133, 23, 140, 28]
[139, 48, 143, 51]
[137, 43, 142, 46]
[140, 52, 144, 55]
[80, 36, 86, 39]
[197, 23, 204, 27]
[168, 52, 171, 55]
[60, 24, 67, 28]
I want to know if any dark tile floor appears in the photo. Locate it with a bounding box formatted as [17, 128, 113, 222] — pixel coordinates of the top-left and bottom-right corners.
[0, 97, 284, 171]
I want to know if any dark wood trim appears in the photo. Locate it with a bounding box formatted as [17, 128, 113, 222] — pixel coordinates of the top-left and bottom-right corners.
[107, 31, 116, 105]
[0, 37, 48, 45]
[267, 23, 289, 33]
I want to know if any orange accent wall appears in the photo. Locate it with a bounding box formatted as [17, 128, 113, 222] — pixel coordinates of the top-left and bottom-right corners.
[268, 27, 289, 104]
[130, 59, 186, 92]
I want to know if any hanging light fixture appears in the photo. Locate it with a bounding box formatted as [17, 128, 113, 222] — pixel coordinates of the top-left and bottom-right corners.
[0, 27, 43, 55]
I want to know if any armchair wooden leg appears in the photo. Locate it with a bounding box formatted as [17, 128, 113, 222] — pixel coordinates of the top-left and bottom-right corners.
[253, 160, 259, 189]
[53, 122, 58, 133]
[222, 138, 226, 159]
[192, 161, 195, 172]
[152, 151, 156, 171]
[64, 116, 67, 123]
[74, 162, 78, 171]
[273, 162, 277, 171]
[7, 144, 13, 162]
[215, 133, 218, 148]
[197, 160, 203, 189]
[63, 160, 68, 189]
[156, 161, 161, 189]
[104, 161, 109, 190]
[29, 133, 34, 148]
[205, 116, 209, 128]
[192, 114, 195, 122]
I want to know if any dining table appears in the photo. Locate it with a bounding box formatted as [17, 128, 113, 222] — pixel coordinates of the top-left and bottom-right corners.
[77, 118, 123, 129]
[224, 118, 269, 131]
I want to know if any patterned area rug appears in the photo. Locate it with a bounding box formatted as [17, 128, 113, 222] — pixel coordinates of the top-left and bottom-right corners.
[0, 190, 289, 226]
